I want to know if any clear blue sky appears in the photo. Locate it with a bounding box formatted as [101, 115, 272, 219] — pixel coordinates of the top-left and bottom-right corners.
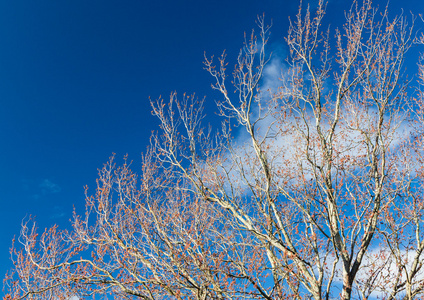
[0, 0, 422, 286]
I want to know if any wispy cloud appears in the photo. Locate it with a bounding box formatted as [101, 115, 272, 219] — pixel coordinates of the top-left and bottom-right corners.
[25, 178, 62, 200]
[49, 205, 65, 219]
[39, 179, 61, 195]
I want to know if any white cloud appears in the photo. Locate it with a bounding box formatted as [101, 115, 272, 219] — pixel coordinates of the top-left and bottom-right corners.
[324, 246, 424, 299]
[261, 56, 286, 96]
[225, 46, 414, 184]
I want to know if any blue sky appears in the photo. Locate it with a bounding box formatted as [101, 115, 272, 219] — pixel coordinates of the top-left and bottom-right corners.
[0, 0, 422, 289]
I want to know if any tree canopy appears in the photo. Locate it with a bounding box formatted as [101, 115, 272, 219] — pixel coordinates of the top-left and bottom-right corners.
[5, 0, 424, 299]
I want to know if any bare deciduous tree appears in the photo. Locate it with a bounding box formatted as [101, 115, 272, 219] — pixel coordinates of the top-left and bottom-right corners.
[4, 0, 424, 299]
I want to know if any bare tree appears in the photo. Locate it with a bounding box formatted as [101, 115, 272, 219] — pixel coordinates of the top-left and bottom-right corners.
[4, 0, 424, 299]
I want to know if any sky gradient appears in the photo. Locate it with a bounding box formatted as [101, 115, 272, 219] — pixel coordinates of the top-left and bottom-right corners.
[1, 0, 423, 289]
